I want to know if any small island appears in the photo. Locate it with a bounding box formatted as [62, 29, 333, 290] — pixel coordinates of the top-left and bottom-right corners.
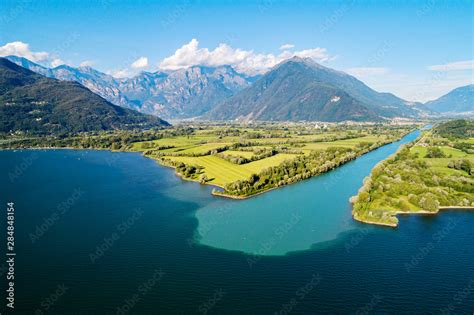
[351, 120, 474, 227]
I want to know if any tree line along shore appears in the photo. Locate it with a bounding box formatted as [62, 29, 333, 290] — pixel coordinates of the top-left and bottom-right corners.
[1, 122, 416, 199]
[351, 120, 473, 227]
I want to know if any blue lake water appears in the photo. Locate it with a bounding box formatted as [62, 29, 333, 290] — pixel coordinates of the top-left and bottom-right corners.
[0, 130, 473, 313]
[195, 130, 420, 255]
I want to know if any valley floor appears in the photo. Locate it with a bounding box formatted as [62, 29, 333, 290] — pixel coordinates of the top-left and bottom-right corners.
[130, 123, 415, 198]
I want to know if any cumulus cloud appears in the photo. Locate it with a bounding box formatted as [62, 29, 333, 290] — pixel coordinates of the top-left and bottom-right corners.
[131, 57, 148, 69]
[0, 41, 49, 62]
[108, 69, 131, 78]
[346, 67, 390, 77]
[50, 58, 65, 67]
[79, 60, 95, 67]
[428, 60, 473, 71]
[158, 39, 331, 75]
[279, 43, 295, 50]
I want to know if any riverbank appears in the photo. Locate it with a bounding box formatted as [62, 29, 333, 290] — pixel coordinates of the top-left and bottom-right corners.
[354, 207, 474, 228]
[0, 124, 418, 199]
[156, 136, 406, 199]
[351, 120, 474, 227]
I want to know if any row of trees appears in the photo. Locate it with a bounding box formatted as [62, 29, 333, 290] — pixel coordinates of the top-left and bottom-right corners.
[218, 141, 386, 197]
[352, 139, 474, 226]
[0, 129, 166, 150]
[448, 159, 472, 175]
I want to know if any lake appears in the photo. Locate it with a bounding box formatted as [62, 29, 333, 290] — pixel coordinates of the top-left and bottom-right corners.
[0, 130, 473, 313]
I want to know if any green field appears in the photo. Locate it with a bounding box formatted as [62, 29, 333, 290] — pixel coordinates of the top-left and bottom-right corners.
[128, 124, 414, 189]
[220, 150, 255, 158]
[164, 153, 298, 186]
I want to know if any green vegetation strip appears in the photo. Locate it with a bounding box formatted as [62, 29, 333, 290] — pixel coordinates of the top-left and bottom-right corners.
[351, 120, 474, 227]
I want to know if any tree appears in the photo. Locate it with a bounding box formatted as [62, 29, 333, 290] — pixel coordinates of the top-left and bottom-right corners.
[199, 174, 208, 184]
[111, 142, 120, 150]
[425, 146, 446, 158]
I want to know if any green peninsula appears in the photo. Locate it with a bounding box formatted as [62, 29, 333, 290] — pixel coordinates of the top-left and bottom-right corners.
[351, 120, 474, 227]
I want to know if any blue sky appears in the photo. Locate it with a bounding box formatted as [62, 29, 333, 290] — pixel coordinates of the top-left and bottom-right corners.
[0, 0, 472, 101]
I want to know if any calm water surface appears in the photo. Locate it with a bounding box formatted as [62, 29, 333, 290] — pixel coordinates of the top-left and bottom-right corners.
[0, 130, 473, 314]
[196, 130, 420, 255]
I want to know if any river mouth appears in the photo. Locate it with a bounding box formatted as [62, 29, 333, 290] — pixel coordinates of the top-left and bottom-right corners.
[194, 130, 421, 255]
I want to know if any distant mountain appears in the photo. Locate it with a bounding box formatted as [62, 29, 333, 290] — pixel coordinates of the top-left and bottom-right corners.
[425, 85, 474, 114]
[5, 56, 134, 110]
[118, 65, 253, 118]
[0, 58, 169, 134]
[6, 56, 254, 119]
[206, 57, 422, 122]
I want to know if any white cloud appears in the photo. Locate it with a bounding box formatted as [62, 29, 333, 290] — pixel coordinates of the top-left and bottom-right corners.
[131, 57, 148, 69]
[79, 60, 95, 67]
[428, 60, 474, 71]
[158, 39, 331, 75]
[279, 43, 295, 50]
[50, 58, 65, 67]
[0, 41, 49, 62]
[108, 69, 131, 78]
[346, 67, 390, 77]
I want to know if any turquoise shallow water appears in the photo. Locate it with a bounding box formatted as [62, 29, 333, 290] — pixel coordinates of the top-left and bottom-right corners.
[195, 130, 420, 255]
[1, 129, 473, 313]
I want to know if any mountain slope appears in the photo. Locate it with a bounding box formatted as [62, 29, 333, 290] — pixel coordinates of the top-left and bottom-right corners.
[425, 85, 474, 113]
[0, 58, 169, 134]
[118, 65, 252, 118]
[6, 56, 135, 110]
[206, 57, 419, 122]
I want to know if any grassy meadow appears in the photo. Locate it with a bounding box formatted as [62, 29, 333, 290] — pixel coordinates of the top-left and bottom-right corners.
[128, 123, 415, 192]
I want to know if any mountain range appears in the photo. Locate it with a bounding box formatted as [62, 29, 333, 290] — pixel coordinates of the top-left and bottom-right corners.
[5, 55, 472, 123]
[425, 84, 473, 114]
[0, 58, 168, 134]
[5, 55, 255, 119]
[207, 57, 429, 122]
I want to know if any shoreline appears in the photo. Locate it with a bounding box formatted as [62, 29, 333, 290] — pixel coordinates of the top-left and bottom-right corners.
[154, 135, 412, 200]
[1, 132, 410, 201]
[354, 207, 474, 228]
[211, 185, 281, 200]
